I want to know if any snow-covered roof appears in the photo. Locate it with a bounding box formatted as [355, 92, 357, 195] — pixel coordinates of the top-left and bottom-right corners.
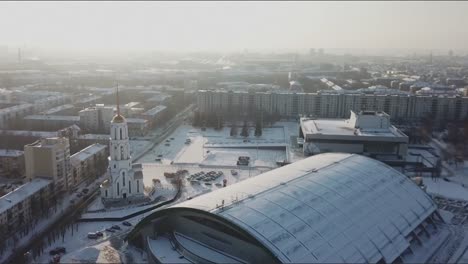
[300, 118, 405, 138]
[142, 105, 167, 117]
[126, 118, 148, 124]
[78, 134, 109, 140]
[0, 178, 51, 213]
[149, 153, 436, 263]
[0, 130, 58, 138]
[24, 115, 80, 121]
[71, 143, 106, 162]
[0, 149, 24, 157]
[42, 104, 74, 115]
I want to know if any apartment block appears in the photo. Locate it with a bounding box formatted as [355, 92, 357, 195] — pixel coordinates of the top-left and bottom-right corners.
[24, 137, 71, 193]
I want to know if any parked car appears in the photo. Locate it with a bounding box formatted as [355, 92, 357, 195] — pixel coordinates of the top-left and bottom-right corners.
[112, 225, 121, 230]
[87, 232, 98, 239]
[95, 231, 103, 237]
[56, 247, 66, 254]
[122, 221, 132, 226]
[105, 228, 115, 233]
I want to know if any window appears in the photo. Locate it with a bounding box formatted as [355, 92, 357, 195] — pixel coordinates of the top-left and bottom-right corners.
[120, 128, 122, 140]
[105, 190, 108, 197]
[123, 172, 125, 186]
[117, 182, 120, 195]
[137, 180, 139, 193]
[129, 181, 131, 193]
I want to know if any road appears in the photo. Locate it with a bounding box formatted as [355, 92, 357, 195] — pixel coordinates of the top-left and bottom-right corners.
[133, 104, 194, 162]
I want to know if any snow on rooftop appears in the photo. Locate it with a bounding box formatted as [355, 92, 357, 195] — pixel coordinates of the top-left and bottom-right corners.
[0, 149, 24, 157]
[78, 134, 109, 140]
[0, 130, 58, 138]
[24, 115, 80, 121]
[0, 178, 51, 213]
[142, 105, 167, 116]
[166, 153, 436, 264]
[71, 143, 106, 162]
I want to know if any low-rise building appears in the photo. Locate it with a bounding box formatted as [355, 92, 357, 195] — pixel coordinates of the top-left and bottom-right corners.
[24, 115, 80, 131]
[299, 110, 408, 161]
[0, 149, 25, 178]
[70, 143, 107, 188]
[0, 103, 34, 129]
[0, 178, 52, 237]
[127, 118, 149, 137]
[140, 105, 167, 128]
[79, 105, 114, 133]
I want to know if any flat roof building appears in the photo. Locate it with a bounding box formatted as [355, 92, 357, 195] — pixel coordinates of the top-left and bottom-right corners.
[127, 153, 444, 264]
[300, 111, 408, 161]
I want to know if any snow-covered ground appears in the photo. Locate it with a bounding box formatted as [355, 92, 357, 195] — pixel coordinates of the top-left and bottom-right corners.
[137, 123, 300, 166]
[425, 161, 468, 201]
[30, 122, 301, 263]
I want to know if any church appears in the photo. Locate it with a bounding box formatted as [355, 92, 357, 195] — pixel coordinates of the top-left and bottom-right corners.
[101, 88, 144, 202]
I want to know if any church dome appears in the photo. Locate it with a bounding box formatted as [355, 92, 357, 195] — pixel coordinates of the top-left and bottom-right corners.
[112, 114, 126, 123]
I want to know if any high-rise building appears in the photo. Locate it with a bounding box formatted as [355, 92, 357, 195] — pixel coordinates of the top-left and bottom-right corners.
[24, 137, 71, 193]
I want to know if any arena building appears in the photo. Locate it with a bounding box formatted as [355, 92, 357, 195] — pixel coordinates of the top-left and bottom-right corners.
[127, 153, 447, 264]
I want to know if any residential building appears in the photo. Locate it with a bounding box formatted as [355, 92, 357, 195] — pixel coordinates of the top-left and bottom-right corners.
[0, 178, 52, 237]
[0, 103, 34, 129]
[0, 149, 25, 178]
[24, 137, 71, 193]
[140, 105, 167, 128]
[197, 90, 468, 124]
[70, 143, 107, 188]
[24, 115, 80, 131]
[79, 104, 114, 133]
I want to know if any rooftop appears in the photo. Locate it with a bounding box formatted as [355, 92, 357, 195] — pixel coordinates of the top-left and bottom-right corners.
[0, 149, 24, 157]
[71, 143, 106, 162]
[24, 115, 80, 121]
[142, 105, 167, 116]
[301, 111, 406, 139]
[134, 153, 436, 264]
[0, 178, 51, 213]
[78, 134, 109, 140]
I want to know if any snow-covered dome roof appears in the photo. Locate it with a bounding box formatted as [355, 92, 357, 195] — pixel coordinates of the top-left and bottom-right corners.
[130, 153, 437, 264]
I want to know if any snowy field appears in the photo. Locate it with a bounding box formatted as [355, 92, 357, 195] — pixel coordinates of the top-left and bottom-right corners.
[137, 123, 300, 166]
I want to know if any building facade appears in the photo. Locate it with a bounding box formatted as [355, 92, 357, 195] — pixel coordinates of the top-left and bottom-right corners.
[70, 143, 107, 189]
[0, 149, 25, 178]
[197, 90, 468, 124]
[79, 105, 115, 133]
[0, 178, 52, 238]
[24, 137, 71, 193]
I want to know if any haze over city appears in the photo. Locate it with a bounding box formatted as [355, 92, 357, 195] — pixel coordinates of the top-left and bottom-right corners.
[1, 1, 468, 55]
[1, 1, 468, 264]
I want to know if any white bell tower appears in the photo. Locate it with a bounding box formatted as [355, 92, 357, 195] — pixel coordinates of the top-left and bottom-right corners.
[101, 86, 144, 201]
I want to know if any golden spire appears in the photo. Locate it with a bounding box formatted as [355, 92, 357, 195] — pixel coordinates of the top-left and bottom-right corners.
[112, 84, 125, 123]
[116, 84, 120, 116]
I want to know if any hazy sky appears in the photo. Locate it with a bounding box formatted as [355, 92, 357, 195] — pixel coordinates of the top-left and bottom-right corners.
[1, 1, 467, 53]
